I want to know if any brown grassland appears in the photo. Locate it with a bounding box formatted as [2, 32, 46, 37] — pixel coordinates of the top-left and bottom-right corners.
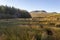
[0, 13, 60, 40]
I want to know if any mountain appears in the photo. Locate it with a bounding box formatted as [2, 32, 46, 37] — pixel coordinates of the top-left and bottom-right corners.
[30, 10, 59, 18]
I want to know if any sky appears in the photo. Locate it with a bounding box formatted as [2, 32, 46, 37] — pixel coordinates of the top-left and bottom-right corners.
[0, 0, 60, 12]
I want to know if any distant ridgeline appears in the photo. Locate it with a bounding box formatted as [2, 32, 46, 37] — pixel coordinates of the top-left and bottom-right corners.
[30, 11, 60, 21]
[0, 5, 31, 19]
[31, 11, 60, 18]
[0, 5, 60, 19]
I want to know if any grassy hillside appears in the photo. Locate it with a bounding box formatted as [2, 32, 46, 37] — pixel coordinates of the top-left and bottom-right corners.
[0, 18, 60, 40]
[30, 11, 59, 17]
[0, 6, 60, 40]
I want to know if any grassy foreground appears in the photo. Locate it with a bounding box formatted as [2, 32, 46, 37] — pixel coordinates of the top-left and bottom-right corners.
[0, 18, 60, 40]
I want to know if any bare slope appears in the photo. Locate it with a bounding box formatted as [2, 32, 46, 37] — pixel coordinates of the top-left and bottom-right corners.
[30, 11, 60, 18]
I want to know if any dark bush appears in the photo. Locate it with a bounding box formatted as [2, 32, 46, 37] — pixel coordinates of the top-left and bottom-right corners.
[56, 24, 60, 27]
[49, 23, 55, 26]
[0, 5, 31, 19]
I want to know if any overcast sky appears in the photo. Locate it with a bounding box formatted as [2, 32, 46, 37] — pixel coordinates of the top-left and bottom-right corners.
[0, 0, 60, 12]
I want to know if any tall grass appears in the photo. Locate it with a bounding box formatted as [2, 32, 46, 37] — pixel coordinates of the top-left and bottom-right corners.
[0, 19, 60, 40]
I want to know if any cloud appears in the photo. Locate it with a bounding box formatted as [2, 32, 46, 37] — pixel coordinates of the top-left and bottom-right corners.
[0, 0, 7, 5]
[0, 0, 14, 6]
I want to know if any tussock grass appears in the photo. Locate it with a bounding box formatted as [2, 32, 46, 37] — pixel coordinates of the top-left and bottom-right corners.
[0, 19, 60, 40]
